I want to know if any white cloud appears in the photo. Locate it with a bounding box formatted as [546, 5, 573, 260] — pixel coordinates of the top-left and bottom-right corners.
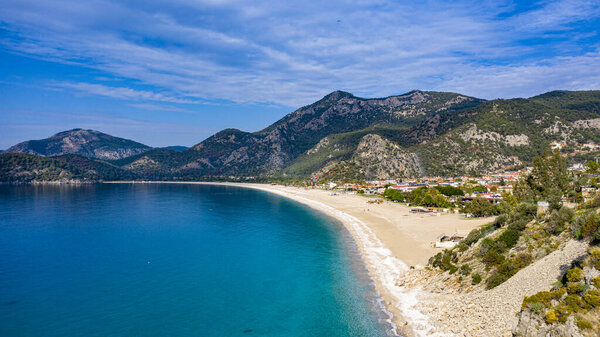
[50, 82, 197, 104]
[0, 0, 599, 107]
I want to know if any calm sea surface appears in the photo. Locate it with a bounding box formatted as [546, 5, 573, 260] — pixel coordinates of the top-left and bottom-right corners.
[0, 183, 390, 337]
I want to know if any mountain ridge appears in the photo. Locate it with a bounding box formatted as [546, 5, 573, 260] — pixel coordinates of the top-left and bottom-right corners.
[6, 128, 151, 160]
[2, 89, 600, 182]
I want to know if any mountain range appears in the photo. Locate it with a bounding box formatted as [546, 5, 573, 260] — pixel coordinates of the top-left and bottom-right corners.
[2, 89, 600, 182]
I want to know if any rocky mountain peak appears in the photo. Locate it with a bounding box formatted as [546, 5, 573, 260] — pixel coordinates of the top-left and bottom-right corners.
[6, 129, 150, 160]
[321, 90, 354, 101]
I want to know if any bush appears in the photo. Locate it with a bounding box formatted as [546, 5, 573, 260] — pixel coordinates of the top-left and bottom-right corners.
[497, 229, 521, 249]
[516, 202, 538, 219]
[530, 302, 546, 314]
[565, 294, 585, 311]
[471, 273, 482, 285]
[465, 197, 495, 216]
[545, 310, 558, 324]
[482, 248, 505, 266]
[463, 223, 495, 247]
[459, 264, 472, 276]
[566, 268, 584, 282]
[493, 214, 508, 228]
[429, 249, 458, 271]
[583, 292, 600, 307]
[545, 206, 575, 235]
[507, 218, 528, 232]
[551, 287, 566, 301]
[486, 262, 516, 289]
[582, 214, 600, 239]
[577, 320, 593, 330]
[523, 291, 552, 309]
[593, 276, 600, 289]
[566, 282, 587, 294]
[513, 252, 533, 269]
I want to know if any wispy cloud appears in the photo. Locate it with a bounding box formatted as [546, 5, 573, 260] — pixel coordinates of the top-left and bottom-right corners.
[50, 81, 197, 104]
[128, 103, 194, 113]
[0, 0, 599, 107]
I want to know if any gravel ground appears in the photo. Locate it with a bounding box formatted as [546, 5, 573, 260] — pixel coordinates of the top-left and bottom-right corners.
[400, 240, 588, 336]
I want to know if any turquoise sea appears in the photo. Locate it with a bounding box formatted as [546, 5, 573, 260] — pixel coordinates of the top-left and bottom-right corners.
[0, 183, 392, 337]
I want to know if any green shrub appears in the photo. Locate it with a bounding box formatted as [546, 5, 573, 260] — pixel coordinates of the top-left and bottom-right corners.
[593, 276, 600, 289]
[513, 252, 533, 269]
[428, 249, 458, 271]
[565, 294, 585, 311]
[577, 319, 593, 330]
[545, 206, 575, 235]
[566, 282, 587, 294]
[545, 309, 558, 324]
[463, 223, 495, 247]
[493, 214, 508, 228]
[523, 291, 552, 309]
[516, 202, 538, 219]
[583, 293, 600, 307]
[507, 218, 528, 232]
[497, 229, 521, 249]
[471, 273, 482, 285]
[550, 287, 566, 300]
[486, 262, 516, 289]
[459, 264, 472, 275]
[555, 306, 572, 323]
[579, 212, 600, 239]
[530, 302, 545, 315]
[566, 268, 584, 282]
[482, 248, 505, 266]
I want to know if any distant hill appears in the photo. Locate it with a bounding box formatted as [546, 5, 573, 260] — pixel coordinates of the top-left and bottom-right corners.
[2, 89, 600, 183]
[5, 129, 151, 160]
[0, 153, 132, 183]
[163, 146, 188, 152]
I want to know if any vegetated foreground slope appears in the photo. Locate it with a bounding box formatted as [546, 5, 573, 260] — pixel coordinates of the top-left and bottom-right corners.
[400, 151, 600, 336]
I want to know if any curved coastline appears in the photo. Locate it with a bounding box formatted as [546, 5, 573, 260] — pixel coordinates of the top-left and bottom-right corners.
[220, 183, 428, 337]
[104, 181, 491, 336]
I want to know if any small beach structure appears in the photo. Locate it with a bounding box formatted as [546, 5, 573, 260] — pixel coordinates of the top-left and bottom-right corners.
[435, 233, 464, 248]
[410, 206, 433, 213]
[537, 201, 550, 216]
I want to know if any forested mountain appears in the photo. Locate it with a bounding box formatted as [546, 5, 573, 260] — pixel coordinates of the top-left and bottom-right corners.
[5, 129, 151, 160]
[0, 153, 131, 183]
[2, 89, 600, 182]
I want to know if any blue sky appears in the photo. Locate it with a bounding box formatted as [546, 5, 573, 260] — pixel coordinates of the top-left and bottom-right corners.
[1, 0, 599, 149]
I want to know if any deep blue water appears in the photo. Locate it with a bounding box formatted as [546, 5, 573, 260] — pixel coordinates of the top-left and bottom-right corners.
[0, 183, 389, 337]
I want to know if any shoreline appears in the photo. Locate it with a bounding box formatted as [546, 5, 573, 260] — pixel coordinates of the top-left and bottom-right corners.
[104, 181, 492, 336]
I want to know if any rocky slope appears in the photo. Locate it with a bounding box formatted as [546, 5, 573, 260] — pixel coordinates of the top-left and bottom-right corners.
[399, 240, 587, 336]
[311, 134, 424, 180]
[6, 129, 151, 160]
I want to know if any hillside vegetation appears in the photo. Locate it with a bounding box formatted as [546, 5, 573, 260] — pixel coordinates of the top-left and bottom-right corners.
[421, 151, 600, 335]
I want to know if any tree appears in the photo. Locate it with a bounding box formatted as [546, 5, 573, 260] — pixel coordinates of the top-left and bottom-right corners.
[465, 197, 494, 216]
[587, 160, 600, 174]
[517, 149, 569, 208]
